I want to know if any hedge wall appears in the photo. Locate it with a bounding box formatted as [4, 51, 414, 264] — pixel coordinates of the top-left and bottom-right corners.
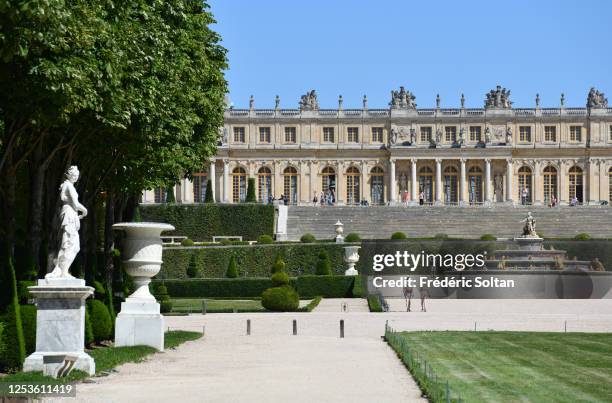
[138, 204, 274, 241]
[158, 243, 346, 279]
[155, 275, 358, 299]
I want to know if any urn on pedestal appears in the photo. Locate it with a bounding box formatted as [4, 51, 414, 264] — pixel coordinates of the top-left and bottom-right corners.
[344, 246, 361, 276]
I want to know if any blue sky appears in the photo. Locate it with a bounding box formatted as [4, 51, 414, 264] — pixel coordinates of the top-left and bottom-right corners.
[208, 0, 611, 109]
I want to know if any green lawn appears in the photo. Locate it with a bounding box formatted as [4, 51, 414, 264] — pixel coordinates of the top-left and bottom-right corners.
[170, 298, 265, 313]
[387, 331, 612, 403]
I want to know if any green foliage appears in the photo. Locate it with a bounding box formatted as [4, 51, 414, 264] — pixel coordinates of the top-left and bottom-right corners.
[574, 233, 592, 241]
[19, 305, 37, 355]
[0, 257, 26, 372]
[88, 300, 112, 343]
[391, 232, 408, 240]
[92, 281, 107, 301]
[434, 233, 449, 239]
[204, 179, 214, 203]
[480, 234, 497, 241]
[139, 204, 274, 241]
[296, 276, 356, 298]
[186, 253, 198, 278]
[257, 234, 274, 244]
[226, 256, 238, 278]
[166, 187, 176, 203]
[271, 272, 290, 287]
[17, 281, 35, 304]
[181, 238, 195, 247]
[344, 233, 361, 242]
[315, 250, 332, 275]
[367, 295, 383, 312]
[155, 283, 173, 313]
[245, 178, 257, 202]
[352, 276, 365, 298]
[85, 308, 94, 347]
[300, 233, 316, 243]
[298, 296, 323, 312]
[157, 278, 296, 298]
[271, 254, 286, 274]
[261, 285, 299, 312]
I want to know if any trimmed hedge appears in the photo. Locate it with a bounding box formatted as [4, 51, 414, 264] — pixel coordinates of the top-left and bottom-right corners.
[367, 295, 383, 312]
[296, 275, 355, 298]
[159, 243, 346, 278]
[391, 232, 407, 240]
[352, 276, 365, 298]
[88, 300, 112, 343]
[20, 305, 37, 355]
[139, 204, 274, 241]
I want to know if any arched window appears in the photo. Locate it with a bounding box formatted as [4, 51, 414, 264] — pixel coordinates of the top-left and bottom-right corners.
[321, 166, 336, 201]
[543, 166, 557, 205]
[443, 166, 458, 204]
[517, 166, 532, 205]
[468, 166, 483, 204]
[418, 166, 434, 203]
[370, 166, 385, 205]
[257, 167, 272, 203]
[568, 166, 583, 203]
[193, 172, 207, 203]
[346, 166, 361, 205]
[232, 167, 247, 203]
[283, 166, 298, 204]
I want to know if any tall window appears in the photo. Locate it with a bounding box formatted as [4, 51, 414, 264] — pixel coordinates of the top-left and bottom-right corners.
[517, 166, 532, 204]
[443, 166, 458, 204]
[418, 166, 434, 203]
[609, 168, 612, 202]
[347, 127, 359, 143]
[570, 126, 582, 142]
[371, 127, 384, 143]
[283, 167, 298, 204]
[321, 166, 336, 196]
[543, 166, 557, 205]
[469, 126, 481, 142]
[193, 173, 207, 203]
[154, 187, 166, 203]
[568, 166, 583, 203]
[284, 127, 296, 143]
[257, 167, 272, 203]
[259, 127, 271, 143]
[445, 126, 457, 143]
[232, 167, 247, 203]
[323, 127, 335, 143]
[544, 126, 557, 142]
[370, 166, 385, 205]
[519, 126, 531, 142]
[609, 125, 612, 141]
[420, 127, 432, 143]
[233, 127, 245, 143]
[346, 167, 360, 205]
[468, 166, 483, 204]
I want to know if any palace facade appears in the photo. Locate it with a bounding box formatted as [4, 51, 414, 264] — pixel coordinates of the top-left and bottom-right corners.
[141, 86, 612, 207]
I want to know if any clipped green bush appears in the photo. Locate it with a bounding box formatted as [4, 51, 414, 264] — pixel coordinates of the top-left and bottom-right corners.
[352, 276, 365, 298]
[367, 295, 383, 312]
[574, 233, 592, 241]
[88, 300, 112, 343]
[480, 234, 497, 241]
[261, 285, 299, 312]
[226, 256, 238, 278]
[157, 278, 297, 298]
[186, 253, 198, 278]
[391, 232, 407, 240]
[434, 233, 449, 239]
[92, 280, 107, 301]
[257, 234, 274, 244]
[204, 179, 214, 203]
[85, 308, 94, 347]
[0, 304, 26, 372]
[271, 271, 290, 286]
[271, 254, 286, 274]
[344, 233, 361, 242]
[245, 178, 257, 202]
[300, 233, 316, 243]
[296, 275, 355, 298]
[181, 238, 195, 247]
[20, 305, 37, 355]
[155, 283, 173, 313]
[315, 250, 332, 275]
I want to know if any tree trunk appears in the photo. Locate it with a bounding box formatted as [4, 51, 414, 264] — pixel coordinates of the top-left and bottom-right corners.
[26, 141, 46, 277]
[104, 192, 116, 317]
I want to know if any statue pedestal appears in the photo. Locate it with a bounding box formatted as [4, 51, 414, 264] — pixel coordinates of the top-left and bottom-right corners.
[114, 298, 164, 351]
[514, 236, 544, 252]
[23, 278, 95, 375]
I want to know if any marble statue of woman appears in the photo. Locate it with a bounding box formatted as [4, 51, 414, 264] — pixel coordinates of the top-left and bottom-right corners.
[46, 166, 88, 279]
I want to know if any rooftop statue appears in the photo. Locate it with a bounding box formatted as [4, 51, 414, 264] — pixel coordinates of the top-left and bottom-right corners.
[389, 86, 417, 110]
[587, 87, 608, 108]
[484, 85, 513, 109]
[299, 90, 319, 111]
[46, 166, 88, 279]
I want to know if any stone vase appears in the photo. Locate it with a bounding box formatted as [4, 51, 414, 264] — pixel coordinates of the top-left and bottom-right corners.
[344, 245, 360, 276]
[112, 222, 174, 351]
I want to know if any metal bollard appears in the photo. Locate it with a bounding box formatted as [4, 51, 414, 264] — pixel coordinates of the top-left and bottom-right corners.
[202, 325, 205, 336]
[247, 319, 251, 335]
[340, 319, 344, 338]
[292, 319, 297, 335]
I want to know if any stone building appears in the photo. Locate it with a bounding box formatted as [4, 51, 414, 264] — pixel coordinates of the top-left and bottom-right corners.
[141, 86, 612, 207]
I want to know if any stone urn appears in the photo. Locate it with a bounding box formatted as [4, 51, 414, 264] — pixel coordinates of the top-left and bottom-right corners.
[112, 222, 175, 301]
[344, 245, 360, 276]
[335, 220, 344, 243]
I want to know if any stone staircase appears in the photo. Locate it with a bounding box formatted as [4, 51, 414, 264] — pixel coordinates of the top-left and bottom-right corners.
[286, 206, 612, 240]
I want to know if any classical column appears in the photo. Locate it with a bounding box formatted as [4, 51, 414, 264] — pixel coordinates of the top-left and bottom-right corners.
[459, 158, 467, 206]
[389, 158, 397, 204]
[533, 160, 542, 205]
[309, 160, 317, 203]
[209, 160, 216, 202]
[222, 159, 230, 203]
[435, 158, 442, 204]
[506, 158, 513, 203]
[336, 161, 345, 205]
[410, 158, 418, 203]
[484, 158, 492, 204]
[557, 160, 566, 205]
[360, 160, 368, 203]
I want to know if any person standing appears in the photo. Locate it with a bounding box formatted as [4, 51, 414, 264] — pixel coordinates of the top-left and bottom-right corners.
[419, 191, 424, 206]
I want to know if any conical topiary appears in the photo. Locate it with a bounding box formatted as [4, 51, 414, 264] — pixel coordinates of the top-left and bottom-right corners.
[316, 250, 332, 275]
[186, 253, 198, 278]
[204, 179, 214, 203]
[262, 255, 299, 311]
[226, 256, 238, 278]
[245, 178, 257, 202]
[271, 254, 286, 274]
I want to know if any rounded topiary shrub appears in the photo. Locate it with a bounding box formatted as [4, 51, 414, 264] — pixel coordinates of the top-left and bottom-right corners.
[300, 233, 316, 243]
[257, 234, 274, 244]
[344, 233, 361, 242]
[226, 256, 238, 278]
[85, 308, 94, 347]
[391, 232, 407, 240]
[155, 283, 173, 313]
[181, 238, 195, 247]
[480, 234, 497, 241]
[88, 300, 112, 343]
[261, 285, 299, 312]
[315, 251, 332, 275]
[271, 271, 290, 286]
[271, 254, 286, 274]
[574, 233, 592, 241]
[92, 281, 106, 301]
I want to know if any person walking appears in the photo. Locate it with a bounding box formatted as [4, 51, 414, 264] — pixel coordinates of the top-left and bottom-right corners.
[403, 286, 413, 312]
[312, 192, 318, 206]
[419, 285, 429, 312]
